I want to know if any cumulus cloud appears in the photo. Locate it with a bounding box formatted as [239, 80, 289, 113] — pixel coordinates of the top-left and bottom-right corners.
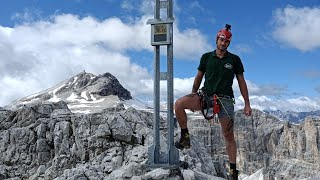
[173, 77, 196, 97]
[235, 95, 320, 112]
[0, 11, 211, 106]
[0, 14, 152, 106]
[139, 0, 155, 15]
[138, 0, 212, 60]
[173, 27, 212, 60]
[272, 6, 320, 51]
[1, 3, 319, 113]
[169, 77, 320, 112]
[232, 80, 320, 112]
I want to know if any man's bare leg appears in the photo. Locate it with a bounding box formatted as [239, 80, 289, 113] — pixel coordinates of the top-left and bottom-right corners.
[220, 117, 238, 179]
[174, 93, 201, 149]
[174, 93, 202, 128]
[220, 117, 236, 163]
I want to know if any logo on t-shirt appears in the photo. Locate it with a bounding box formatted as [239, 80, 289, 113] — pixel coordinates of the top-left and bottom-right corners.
[224, 63, 233, 69]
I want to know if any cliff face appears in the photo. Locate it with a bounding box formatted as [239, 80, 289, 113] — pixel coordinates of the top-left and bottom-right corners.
[187, 109, 320, 179]
[236, 111, 320, 179]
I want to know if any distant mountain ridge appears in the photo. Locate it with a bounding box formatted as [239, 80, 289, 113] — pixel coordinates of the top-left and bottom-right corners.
[6, 71, 319, 119]
[265, 110, 320, 123]
[5, 71, 132, 113]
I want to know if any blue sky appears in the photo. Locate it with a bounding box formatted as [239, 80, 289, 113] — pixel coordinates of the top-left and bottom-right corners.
[0, 0, 320, 112]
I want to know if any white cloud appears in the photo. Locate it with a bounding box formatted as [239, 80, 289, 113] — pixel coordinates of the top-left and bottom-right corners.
[10, 14, 151, 52]
[0, 12, 212, 106]
[234, 94, 320, 112]
[136, 77, 198, 102]
[140, 0, 211, 60]
[233, 82, 320, 112]
[170, 77, 320, 112]
[272, 6, 320, 51]
[0, 76, 44, 107]
[0, 14, 152, 106]
[173, 27, 212, 60]
[1, 5, 319, 113]
[173, 77, 195, 97]
[139, 0, 154, 15]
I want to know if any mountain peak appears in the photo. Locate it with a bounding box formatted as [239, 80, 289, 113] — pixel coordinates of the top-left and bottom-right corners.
[264, 109, 320, 123]
[6, 71, 132, 113]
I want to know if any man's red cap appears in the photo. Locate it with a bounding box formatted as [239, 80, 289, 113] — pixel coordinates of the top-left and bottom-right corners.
[216, 24, 232, 41]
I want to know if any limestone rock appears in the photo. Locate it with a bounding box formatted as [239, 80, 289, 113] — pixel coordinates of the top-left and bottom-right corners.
[187, 109, 320, 179]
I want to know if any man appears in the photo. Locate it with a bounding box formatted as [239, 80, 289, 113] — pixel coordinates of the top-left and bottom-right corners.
[174, 24, 252, 180]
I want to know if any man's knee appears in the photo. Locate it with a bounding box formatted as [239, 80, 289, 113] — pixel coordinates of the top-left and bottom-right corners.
[175, 94, 200, 112]
[175, 98, 184, 111]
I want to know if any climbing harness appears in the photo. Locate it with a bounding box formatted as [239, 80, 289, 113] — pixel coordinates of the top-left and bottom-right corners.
[198, 89, 234, 125]
[212, 94, 220, 125]
[197, 90, 212, 120]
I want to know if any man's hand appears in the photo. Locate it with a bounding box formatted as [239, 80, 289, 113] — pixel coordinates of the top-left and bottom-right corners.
[244, 105, 252, 116]
[236, 74, 252, 117]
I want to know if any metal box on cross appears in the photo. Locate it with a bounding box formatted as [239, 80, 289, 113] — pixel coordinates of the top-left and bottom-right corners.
[148, 19, 174, 46]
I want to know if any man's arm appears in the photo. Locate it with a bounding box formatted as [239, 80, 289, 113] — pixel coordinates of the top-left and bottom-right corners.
[192, 70, 204, 93]
[236, 73, 252, 116]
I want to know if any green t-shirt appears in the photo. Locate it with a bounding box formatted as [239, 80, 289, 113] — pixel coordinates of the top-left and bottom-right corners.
[197, 50, 244, 97]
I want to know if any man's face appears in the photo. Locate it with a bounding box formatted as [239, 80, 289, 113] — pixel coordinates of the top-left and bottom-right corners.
[216, 37, 230, 51]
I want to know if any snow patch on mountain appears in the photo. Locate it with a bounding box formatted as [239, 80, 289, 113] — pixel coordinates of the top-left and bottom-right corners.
[5, 71, 131, 114]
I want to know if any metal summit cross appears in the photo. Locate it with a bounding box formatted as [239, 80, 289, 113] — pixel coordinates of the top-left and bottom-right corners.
[146, 0, 179, 168]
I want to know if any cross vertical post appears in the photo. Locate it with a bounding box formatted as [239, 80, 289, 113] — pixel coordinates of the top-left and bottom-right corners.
[147, 0, 179, 168]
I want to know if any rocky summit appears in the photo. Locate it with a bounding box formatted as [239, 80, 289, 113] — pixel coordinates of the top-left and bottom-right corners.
[0, 100, 224, 180]
[0, 72, 319, 180]
[6, 71, 132, 114]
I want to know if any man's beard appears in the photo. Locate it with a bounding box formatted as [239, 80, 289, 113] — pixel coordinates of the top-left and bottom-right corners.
[217, 45, 228, 51]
